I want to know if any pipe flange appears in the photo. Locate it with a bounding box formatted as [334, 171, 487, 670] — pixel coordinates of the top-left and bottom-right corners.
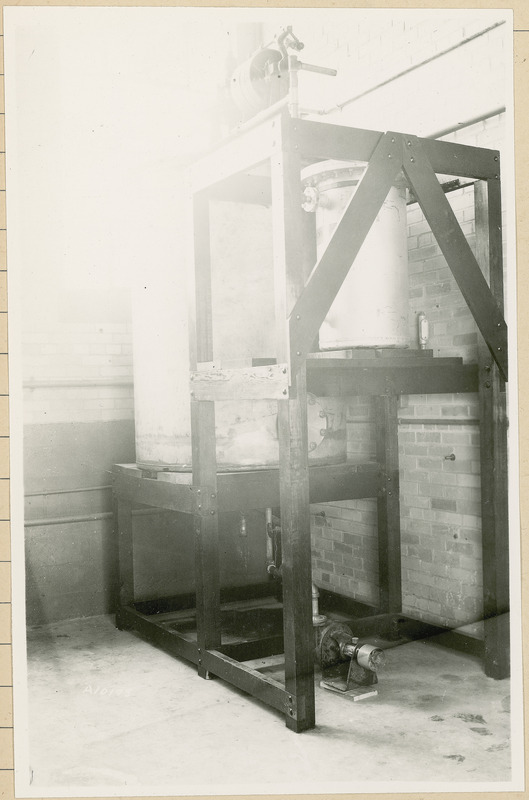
[318, 621, 353, 669]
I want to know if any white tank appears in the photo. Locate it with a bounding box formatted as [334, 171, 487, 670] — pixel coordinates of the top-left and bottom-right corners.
[302, 161, 409, 350]
[132, 192, 347, 470]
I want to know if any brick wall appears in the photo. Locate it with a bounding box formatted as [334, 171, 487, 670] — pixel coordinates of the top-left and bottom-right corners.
[305, 13, 510, 637]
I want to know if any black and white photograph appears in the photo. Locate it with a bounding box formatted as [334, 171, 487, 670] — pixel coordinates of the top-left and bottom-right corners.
[5, 5, 523, 797]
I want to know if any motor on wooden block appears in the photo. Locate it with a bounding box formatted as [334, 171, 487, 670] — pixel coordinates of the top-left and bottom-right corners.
[316, 621, 386, 699]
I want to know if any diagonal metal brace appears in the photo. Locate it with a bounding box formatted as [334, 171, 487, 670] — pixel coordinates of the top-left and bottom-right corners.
[402, 135, 508, 381]
[288, 131, 404, 376]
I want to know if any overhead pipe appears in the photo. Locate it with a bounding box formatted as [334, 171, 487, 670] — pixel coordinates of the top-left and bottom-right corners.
[313, 21, 506, 117]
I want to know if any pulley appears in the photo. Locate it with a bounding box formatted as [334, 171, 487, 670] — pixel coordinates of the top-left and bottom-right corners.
[230, 25, 336, 121]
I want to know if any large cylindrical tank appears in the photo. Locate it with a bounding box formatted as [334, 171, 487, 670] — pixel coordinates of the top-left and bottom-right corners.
[132, 192, 346, 470]
[302, 161, 409, 350]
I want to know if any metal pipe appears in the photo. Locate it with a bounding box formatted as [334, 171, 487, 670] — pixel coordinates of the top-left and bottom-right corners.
[24, 508, 163, 528]
[398, 418, 479, 426]
[25, 485, 112, 498]
[24, 378, 133, 389]
[265, 507, 274, 564]
[25, 512, 113, 528]
[320, 21, 505, 116]
[429, 106, 506, 140]
[312, 583, 327, 626]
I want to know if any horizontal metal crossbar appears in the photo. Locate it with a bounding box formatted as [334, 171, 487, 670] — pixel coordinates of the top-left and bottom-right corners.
[114, 463, 381, 515]
[306, 359, 479, 396]
[289, 116, 499, 180]
[116, 606, 199, 664]
[191, 363, 289, 400]
[188, 115, 277, 193]
[113, 472, 217, 516]
[202, 649, 291, 715]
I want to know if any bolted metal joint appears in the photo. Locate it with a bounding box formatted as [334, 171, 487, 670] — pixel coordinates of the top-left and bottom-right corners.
[190, 485, 218, 516]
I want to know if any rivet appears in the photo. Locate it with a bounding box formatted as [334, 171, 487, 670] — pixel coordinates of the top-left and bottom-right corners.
[296, 351, 301, 356]
[198, 648, 201, 653]
[282, 389, 288, 395]
[197, 489, 201, 494]
[198, 504, 202, 510]
[410, 157, 415, 163]
[388, 491, 392, 496]
[282, 367, 287, 374]
[289, 695, 292, 701]
[407, 141, 411, 146]
[296, 314, 300, 320]
[211, 493, 216, 499]
[391, 138, 395, 143]
[497, 322, 501, 327]
[495, 175, 499, 179]
[485, 381, 491, 388]
[210, 510, 215, 515]
[388, 154, 392, 158]
[289, 708, 294, 716]
[198, 658, 202, 665]
[387, 477, 391, 482]
[497, 346, 502, 351]
[190, 375, 194, 381]
[190, 391, 195, 398]
[494, 156, 499, 161]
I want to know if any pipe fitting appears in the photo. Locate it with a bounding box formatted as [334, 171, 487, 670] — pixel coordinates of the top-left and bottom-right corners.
[311, 583, 328, 626]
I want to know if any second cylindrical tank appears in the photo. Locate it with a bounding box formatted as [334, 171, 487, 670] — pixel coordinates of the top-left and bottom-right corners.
[302, 160, 409, 350]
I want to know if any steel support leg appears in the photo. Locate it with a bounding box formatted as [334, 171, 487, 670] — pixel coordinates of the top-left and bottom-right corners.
[278, 365, 315, 732]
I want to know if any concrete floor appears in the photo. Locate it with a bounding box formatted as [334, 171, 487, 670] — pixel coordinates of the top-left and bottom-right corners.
[22, 614, 513, 795]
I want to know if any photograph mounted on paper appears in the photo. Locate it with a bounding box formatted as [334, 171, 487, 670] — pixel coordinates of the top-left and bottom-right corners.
[4, 6, 522, 797]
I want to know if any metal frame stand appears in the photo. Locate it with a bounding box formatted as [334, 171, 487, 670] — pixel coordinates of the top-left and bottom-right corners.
[114, 111, 509, 732]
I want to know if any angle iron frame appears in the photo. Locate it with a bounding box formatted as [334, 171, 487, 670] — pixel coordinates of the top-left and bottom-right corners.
[114, 109, 509, 734]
